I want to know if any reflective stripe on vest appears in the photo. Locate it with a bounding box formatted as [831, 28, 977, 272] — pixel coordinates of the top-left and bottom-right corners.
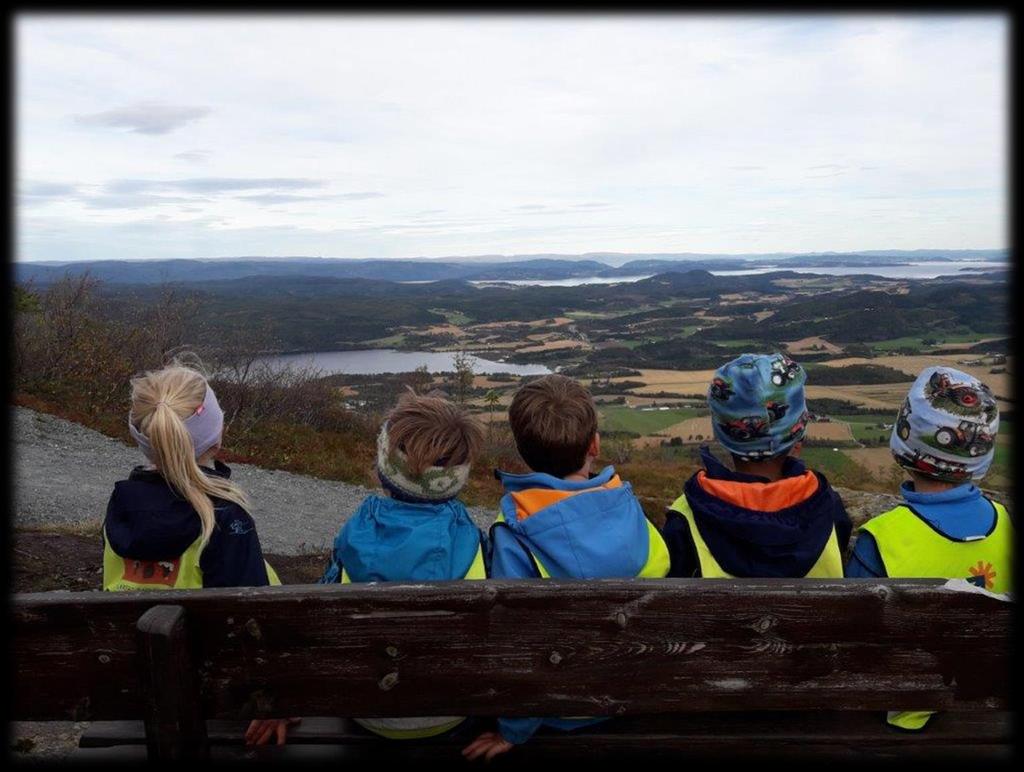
[887, 710, 935, 731]
[859, 501, 1013, 593]
[492, 513, 670, 579]
[340, 543, 487, 584]
[264, 560, 282, 586]
[667, 494, 844, 579]
[104, 527, 281, 591]
[352, 716, 465, 740]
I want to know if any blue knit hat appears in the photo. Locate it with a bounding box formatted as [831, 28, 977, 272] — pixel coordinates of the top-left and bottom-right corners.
[890, 366, 999, 482]
[708, 352, 809, 460]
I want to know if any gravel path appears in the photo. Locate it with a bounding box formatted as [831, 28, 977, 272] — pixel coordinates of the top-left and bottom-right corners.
[13, 406, 495, 555]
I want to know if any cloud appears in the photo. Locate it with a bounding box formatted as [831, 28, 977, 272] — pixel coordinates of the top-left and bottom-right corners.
[18, 16, 1007, 259]
[83, 193, 203, 209]
[174, 150, 209, 163]
[74, 103, 211, 135]
[104, 177, 326, 194]
[20, 181, 79, 202]
[236, 191, 384, 205]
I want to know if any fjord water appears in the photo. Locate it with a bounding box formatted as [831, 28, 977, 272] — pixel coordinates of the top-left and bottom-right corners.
[263, 348, 552, 376]
[466, 260, 1006, 286]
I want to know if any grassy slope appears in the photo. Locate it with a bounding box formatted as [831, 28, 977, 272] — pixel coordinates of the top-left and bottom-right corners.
[599, 406, 704, 435]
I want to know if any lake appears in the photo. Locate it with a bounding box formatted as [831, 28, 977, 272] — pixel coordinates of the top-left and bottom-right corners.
[263, 348, 552, 376]
[468, 275, 652, 287]
[462, 261, 1006, 285]
[708, 261, 1008, 279]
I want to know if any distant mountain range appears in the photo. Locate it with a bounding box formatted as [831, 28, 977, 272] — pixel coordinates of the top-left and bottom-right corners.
[15, 250, 1008, 285]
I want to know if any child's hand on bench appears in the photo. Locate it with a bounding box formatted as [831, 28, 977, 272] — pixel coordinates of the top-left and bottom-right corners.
[245, 717, 302, 746]
[462, 731, 514, 762]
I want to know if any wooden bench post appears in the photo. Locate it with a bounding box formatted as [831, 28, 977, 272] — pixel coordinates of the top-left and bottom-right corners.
[136, 604, 209, 760]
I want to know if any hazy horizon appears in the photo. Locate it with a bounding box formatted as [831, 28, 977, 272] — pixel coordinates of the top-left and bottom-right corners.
[18, 247, 1008, 269]
[18, 14, 1007, 262]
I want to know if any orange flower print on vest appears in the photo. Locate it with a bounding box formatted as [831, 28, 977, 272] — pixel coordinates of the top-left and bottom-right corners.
[967, 560, 997, 590]
[123, 557, 181, 586]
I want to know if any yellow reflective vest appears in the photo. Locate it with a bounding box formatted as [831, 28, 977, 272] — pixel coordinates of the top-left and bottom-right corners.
[667, 494, 844, 578]
[339, 543, 487, 584]
[102, 527, 281, 591]
[859, 500, 1013, 730]
[491, 512, 670, 579]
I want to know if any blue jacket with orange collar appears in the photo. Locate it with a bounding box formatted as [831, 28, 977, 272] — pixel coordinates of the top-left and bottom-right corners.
[488, 465, 668, 744]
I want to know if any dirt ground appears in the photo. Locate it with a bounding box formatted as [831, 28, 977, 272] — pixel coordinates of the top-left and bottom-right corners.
[785, 335, 844, 354]
[819, 355, 1012, 400]
[517, 339, 588, 353]
[845, 447, 900, 479]
[12, 531, 329, 593]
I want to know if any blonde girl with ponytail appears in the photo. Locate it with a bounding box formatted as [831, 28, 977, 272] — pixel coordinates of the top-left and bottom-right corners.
[102, 361, 280, 590]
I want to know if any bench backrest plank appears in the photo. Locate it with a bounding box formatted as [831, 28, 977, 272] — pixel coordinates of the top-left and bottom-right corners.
[12, 579, 1010, 722]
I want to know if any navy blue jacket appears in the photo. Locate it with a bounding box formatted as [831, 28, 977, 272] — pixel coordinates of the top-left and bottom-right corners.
[664, 446, 852, 577]
[104, 460, 272, 588]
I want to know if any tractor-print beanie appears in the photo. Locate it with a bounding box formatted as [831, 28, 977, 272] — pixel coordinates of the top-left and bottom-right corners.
[707, 352, 810, 460]
[890, 366, 999, 482]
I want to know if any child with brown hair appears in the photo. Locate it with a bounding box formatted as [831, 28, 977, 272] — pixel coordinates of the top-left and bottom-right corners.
[462, 374, 669, 762]
[247, 389, 486, 746]
[104, 360, 279, 592]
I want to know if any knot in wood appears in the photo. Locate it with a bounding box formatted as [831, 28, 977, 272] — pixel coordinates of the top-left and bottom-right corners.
[615, 612, 628, 628]
[873, 584, 892, 601]
[386, 646, 399, 658]
[97, 654, 111, 664]
[549, 651, 563, 665]
[751, 615, 777, 634]
[245, 618, 263, 640]
[379, 671, 400, 691]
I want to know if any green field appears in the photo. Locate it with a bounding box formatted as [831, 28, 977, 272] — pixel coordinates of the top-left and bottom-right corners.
[871, 331, 991, 352]
[599, 406, 704, 435]
[429, 308, 472, 326]
[834, 414, 893, 442]
[798, 446, 862, 479]
[364, 333, 407, 347]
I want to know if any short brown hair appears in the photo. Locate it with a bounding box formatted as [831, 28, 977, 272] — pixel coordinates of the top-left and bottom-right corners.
[508, 374, 598, 477]
[386, 390, 484, 476]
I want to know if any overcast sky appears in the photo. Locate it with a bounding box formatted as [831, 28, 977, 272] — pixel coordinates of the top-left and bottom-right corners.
[17, 14, 1007, 262]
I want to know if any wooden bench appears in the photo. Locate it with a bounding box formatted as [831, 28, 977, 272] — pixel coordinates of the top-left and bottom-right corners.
[12, 579, 1012, 762]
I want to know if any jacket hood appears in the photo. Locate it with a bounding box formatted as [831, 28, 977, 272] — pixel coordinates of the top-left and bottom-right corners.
[337, 495, 482, 582]
[684, 447, 842, 577]
[495, 465, 653, 578]
[104, 463, 233, 560]
[899, 481, 996, 540]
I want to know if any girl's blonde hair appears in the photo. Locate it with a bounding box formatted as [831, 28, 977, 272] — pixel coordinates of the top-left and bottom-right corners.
[129, 363, 250, 546]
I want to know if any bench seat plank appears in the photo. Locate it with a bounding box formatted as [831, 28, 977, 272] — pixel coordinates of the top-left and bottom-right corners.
[79, 711, 1011, 748]
[13, 580, 1010, 722]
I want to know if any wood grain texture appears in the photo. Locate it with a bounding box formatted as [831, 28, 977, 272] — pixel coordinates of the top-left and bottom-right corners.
[13, 579, 1011, 721]
[135, 605, 209, 759]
